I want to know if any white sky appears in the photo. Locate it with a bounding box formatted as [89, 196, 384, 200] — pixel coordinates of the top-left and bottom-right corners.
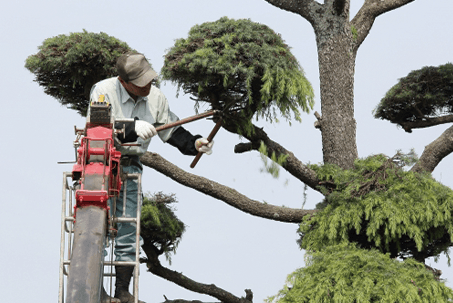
[1, 0, 452, 302]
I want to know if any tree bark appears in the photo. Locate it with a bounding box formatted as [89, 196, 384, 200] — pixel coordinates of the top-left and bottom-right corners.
[262, 2, 358, 170]
[261, 1, 416, 170]
[140, 152, 317, 223]
[313, 2, 358, 169]
[411, 125, 453, 173]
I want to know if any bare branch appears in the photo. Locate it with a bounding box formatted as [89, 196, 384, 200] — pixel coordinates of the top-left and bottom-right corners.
[140, 152, 317, 223]
[411, 125, 453, 173]
[141, 245, 252, 303]
[314, 111, 322, 130]
[398, 115, 453, 133]
[263, 0, 323, 26]
[351, 0, 415, 51]
[314, 111, 322, 121]
[234, 142, 254, 153]
[227, 123, 321, 192]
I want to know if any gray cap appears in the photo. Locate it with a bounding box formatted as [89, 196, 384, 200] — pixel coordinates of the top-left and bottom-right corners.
[116, 53, 158, 87]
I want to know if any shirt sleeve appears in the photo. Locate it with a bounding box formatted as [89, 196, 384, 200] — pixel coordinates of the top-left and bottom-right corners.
[151, 89, 181, 142]
[166, 126, 202, 156]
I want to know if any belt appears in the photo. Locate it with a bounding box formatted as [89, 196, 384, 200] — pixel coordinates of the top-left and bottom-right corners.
[120, 156, 143, 170]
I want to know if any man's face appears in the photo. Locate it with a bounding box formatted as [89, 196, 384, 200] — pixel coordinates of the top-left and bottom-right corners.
[127, 81, 152, 97]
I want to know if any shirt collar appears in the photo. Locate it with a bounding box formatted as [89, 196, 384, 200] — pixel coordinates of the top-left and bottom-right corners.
[117, 78, 148, 104]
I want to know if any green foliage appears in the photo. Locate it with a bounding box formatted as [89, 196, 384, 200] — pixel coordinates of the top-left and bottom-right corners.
[268, 243, 453, 303]
[351, 25, 358, 41]
[161, 17, 314, 133]
[259, 141, 288, 178]
[25, 30, 133, 116]
[141, 192, 185, 263]
[299, 154, 453, 261]
[374, 63, 453, 126]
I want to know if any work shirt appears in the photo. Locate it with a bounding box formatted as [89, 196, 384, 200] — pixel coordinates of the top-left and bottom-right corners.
[89, 77, 179, 157]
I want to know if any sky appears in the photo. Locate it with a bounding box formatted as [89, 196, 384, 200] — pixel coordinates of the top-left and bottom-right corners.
[1, 0, 452, 302]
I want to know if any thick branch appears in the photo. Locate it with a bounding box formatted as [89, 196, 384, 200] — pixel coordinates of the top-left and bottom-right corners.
[398, 115, 453, 133]
[263, 0, 323, 26]
[232, 124, 321, 193]
[351, 0, 415, 51]
[411, 125, 453, 173]
[140, 152, 317, 223]
[142, 244, 252, 303]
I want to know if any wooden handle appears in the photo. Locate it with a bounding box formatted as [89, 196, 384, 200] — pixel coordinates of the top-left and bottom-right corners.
[190, 120, 222, 168]
[155, 110, 217, 132]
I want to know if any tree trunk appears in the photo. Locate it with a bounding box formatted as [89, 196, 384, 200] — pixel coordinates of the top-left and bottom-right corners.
[315, 19, 358, 169]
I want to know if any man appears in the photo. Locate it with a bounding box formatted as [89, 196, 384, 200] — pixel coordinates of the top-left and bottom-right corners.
[89, 52, 213, 303]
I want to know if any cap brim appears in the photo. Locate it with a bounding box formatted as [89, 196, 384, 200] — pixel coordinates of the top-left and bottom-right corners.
[130, 68, 158, 87]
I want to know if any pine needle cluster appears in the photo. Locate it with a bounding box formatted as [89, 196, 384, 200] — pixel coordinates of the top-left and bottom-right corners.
[140, 192, 185, 263]
[299, 154, 453, 262]
[268, 243, 453, 303]
[161, 17, 314, 132]
[258, 141, 288, 178]
[374, 63, 453, 126]
[25, 31, 133, 116]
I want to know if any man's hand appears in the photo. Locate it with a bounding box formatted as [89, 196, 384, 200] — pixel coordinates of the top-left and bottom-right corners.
[135, 120, 157, 140]
[195, 138, 214, 155]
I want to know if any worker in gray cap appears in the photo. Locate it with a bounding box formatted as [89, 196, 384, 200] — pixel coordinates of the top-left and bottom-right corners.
[89, 52, 213, 303]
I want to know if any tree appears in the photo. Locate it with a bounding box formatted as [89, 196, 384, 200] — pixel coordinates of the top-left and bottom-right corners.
[25, 1, 453, 301]
[25, 31, 134, 116]
[373, 63, 453, 174]
[269, 244, 453, 303]
[374, 63, 453, 133]
[161, 17, 314, 133]
[297, 154, 453, 263]
[145, 3, 453, 301]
